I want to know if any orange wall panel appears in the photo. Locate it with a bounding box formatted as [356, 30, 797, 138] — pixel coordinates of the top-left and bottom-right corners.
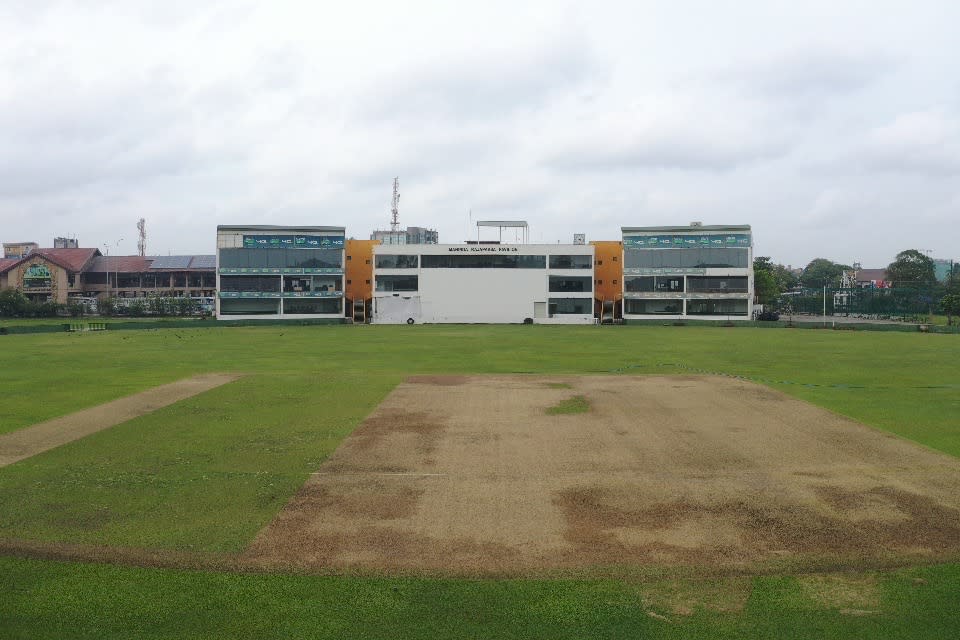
[345, 239, 380, 303]
[590, 240, 623, 302]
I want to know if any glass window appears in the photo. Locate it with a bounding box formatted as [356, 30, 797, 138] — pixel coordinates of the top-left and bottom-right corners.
[549, 276, 592, 292]
[686, 299, 749, 316]
[623, 248, 748, 269]
[375, 254, 419, 269]
[219, 299, 279, 315]
[220, 275, 280, 293]
[421, 254, 546, 268]
[625, 276, 655, 292]
[548, 298, 593, 315]
[624, 299, 683, 314]
[219, 248, 343, 269]
[375, 275, 419, 292]
[687, 276, 748, 293]
[117, 273, 141, 288]
[283, 298, 341, 314]
[549, 254, 592, 269]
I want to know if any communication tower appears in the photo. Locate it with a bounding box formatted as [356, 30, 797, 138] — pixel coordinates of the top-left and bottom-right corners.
[390, 177, 400, 231]
[137, 218, 146, 257]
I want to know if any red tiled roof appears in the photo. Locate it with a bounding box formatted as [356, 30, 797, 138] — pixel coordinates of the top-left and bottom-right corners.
[37, 248, 100, 272]
[87, 255, 155, 273]
[856, 268, 888, 282]
[0, 248, 100, 275]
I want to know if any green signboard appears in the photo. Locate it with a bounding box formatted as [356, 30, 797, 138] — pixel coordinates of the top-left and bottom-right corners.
[23, 264, 52, 288]
[241, 235, 345, 249]
[623, 234, 751, 248]
[218, 267, 343, 275]
[623, 268, 707, 275]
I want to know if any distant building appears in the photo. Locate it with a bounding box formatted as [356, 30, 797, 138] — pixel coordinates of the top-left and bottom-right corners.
[933, 258, 955, 283]
[370, 226, 439, 245]
[3, 241, 38, 259]
[370, 230, 407, 245]
[53, 237, 79, 249]
[405, 226, 438, 244]
[216, 225, 345, 320]
[0, 246, 216, 304]
[372, 242, 595, 324]
[622, 224, 753, 320]
[855, 268, 890, 289]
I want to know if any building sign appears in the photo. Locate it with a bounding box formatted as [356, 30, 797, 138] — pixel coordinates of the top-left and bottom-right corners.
[219, 267, 343, 275]
[242, 235, 345, 249]
[23, 263, 52, 288]
[624, 268, 707, 275]
[623, 234, 751, 248]
[447, 246, 519, 252]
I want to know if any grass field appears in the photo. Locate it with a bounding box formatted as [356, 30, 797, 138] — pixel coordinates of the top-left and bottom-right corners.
[1, 324, 959, 638]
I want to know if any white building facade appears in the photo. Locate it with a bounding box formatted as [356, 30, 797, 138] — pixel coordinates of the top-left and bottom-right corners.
[622, 225, 753, 321]
[216, 225, 345, 320]
[372, 243, 595, 324]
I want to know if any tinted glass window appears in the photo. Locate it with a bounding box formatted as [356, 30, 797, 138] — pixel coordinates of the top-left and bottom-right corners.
[283, 298, 341, 314]
[623, 248, 748, 269]
[375, 254, 419, 269]
[548, 254, 592, 269]
[219, 275, 279, 292]
[376, 275, 419, 292]
[219, 248, 343, 269]
[421, 254, 546, 268]
[687, 276, 749, 292]
[624, 299, 683, 314]
[686, 299, 749, 315]
[548, 276, 592, 292]
[548, 298, 593, 314]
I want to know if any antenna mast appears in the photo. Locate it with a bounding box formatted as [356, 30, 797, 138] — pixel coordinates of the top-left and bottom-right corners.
[137, 218, 146, 257]
[390, 177, 400, 232]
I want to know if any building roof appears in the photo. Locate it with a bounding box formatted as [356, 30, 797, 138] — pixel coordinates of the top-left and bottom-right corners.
[856, 268, 888, 282]
[149, 255, 215, 270]
[476, 220, 529, 228]
[622, 225, 751, 233]
[36, 248, 100, 272]
[88, 256, 155, 273]
[217, 225, 345, 233]
[0, 248, 100, 274]
[86, 255, 216, 273]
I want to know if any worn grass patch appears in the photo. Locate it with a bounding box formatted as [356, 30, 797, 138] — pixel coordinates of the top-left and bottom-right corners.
[545, 382, 573, 389]
[546, 395, 590, 415]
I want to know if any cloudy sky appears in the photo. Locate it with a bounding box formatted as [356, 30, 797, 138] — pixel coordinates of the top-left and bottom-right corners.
[1, 0, 958, 268]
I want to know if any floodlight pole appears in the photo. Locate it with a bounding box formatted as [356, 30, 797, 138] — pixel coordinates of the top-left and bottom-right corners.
[822, 284, 826, 328]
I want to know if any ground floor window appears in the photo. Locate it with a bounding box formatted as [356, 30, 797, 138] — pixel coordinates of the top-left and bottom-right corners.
[548, 298, 592, 315]
[686, 299, 749, 315]
[624, 299, 683, 314]
[283, 298, 341, 314]
[219, 299, 279, 315]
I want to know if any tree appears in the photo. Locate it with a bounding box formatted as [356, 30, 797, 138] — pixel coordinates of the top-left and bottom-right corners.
[885, 250, 936, 288]
[0, 288, 28, 317]
[801, 259, 850, 288]
[753, 257, 779, 305]
[771, 263, 800, 292]
[942, 294, 960, 326]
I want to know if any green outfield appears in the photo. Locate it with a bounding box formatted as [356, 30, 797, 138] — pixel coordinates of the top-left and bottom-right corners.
[1, 324, 959, 638]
